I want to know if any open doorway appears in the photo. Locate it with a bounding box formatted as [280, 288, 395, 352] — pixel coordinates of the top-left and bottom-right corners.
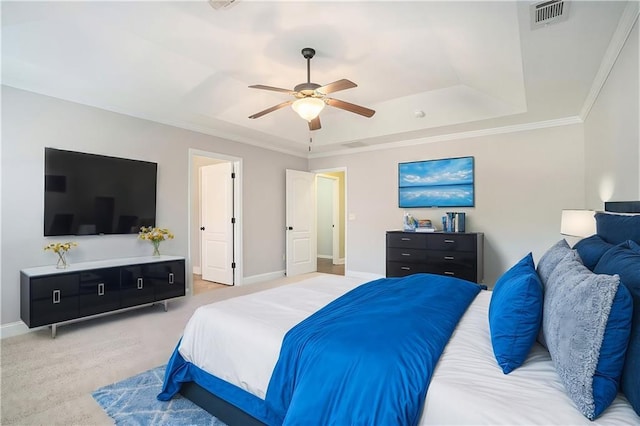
[315, 170, 346, 276]
[189, 149, 243, 295]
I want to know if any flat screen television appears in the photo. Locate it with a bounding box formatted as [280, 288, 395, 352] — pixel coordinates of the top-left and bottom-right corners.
[398, 156, 474, 208]
[44, 148, 157, 236]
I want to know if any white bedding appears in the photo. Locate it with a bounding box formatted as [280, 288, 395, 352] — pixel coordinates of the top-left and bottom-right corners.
[178, 274, 640, 425]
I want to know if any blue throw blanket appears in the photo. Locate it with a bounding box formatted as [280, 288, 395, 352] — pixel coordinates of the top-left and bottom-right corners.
[264, 274, 481, 426]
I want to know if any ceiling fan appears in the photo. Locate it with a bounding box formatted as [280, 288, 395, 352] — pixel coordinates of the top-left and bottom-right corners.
[248, 47, 375, 131]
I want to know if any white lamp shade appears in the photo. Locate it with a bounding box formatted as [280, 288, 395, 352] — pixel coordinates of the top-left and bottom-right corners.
[560, 210, 596, 237]
[291, 97, 325, 121]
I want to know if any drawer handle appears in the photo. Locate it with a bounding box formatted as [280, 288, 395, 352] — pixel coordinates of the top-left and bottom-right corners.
[401, 253, 411, 256]
[137, 277, 144, 290]
[98, 283, 105, 296]
[168, 273, 174, 284]
[444, 239, 455, 243]
[401, 266, 411, 270]
[401, 238, 412, 241]
[52, 289, 61, 304]
[444, 271, 455, 276]
[444, 256, 455, 260]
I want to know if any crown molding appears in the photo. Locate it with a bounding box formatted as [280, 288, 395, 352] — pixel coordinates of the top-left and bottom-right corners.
[579, 1, 639, 120]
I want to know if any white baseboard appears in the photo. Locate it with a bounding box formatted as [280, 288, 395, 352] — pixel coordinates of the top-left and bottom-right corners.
[335, 258, 345, 265]
[317, 254, 332, 259]
[192, 266, 202, 275]
[1, 321, 38, 339]
[241, 270, 286, 286]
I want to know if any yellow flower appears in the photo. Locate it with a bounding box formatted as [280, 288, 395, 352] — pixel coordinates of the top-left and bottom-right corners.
[138, 226, 174, 242]
[44, 242, 78, 253]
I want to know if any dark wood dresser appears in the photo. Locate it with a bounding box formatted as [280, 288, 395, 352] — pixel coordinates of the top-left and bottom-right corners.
[386, 231, 484, 283]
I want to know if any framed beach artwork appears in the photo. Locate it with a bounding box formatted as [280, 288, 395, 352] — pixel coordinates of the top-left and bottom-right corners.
[398, 156, 475, 208]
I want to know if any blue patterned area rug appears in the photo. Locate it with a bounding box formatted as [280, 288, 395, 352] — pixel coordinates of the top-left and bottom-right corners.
[92, 365, 227, 426]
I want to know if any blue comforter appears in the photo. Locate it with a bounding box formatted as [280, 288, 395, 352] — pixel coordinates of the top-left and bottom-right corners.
[264, 274, 481, 426]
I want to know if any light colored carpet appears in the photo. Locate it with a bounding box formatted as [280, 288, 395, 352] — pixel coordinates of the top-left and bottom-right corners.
[193, 274, 230, 295]
[1, 272, 324, 425]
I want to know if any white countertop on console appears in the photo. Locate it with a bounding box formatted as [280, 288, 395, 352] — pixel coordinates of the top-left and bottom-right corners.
[21, 255, 185, 277]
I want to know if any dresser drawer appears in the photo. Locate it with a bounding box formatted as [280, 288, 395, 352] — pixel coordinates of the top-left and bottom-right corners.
[386, 262, 431, 277]
[386, 233, 427, 249]
[386, 231, 484, 283]
[426, 250, 477, 266]
[425, 234, 476, 251]
[426, 265, 477, 283]
[387, 247, 428, 263]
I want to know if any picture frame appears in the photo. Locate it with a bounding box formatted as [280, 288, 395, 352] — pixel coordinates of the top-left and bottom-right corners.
[398, 156, 475, 208]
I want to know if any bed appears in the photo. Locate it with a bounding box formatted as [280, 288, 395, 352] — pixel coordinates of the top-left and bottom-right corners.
[159, 202, 640, 425]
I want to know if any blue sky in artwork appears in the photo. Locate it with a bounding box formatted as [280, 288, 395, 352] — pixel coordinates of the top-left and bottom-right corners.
[399, 157, 473, 187]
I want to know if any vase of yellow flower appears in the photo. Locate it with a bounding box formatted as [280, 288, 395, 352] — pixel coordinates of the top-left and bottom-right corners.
[138, 226, 174, 256]
[44, 242, 78, 269]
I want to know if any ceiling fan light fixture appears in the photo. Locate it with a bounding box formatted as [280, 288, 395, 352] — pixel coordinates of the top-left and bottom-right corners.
[292, 97, 325, 121]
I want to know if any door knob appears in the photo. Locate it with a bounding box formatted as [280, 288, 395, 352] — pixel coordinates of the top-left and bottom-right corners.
[200, 226, 205, 231]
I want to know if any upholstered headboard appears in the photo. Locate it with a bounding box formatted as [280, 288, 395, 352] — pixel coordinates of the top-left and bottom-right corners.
[597, 201, 640, 245]
[605, 201, 640, 213]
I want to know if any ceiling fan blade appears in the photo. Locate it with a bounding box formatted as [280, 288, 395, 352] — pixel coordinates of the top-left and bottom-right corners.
[248, 84, 296, 95]
[316, 79, 357, 95]
[248, 100, 293, 119]
[326, 98, 376, 118]
[309, 116, 321, 131]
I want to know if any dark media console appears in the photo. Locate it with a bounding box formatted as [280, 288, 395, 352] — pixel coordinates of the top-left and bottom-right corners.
[20, 256, 185, 337]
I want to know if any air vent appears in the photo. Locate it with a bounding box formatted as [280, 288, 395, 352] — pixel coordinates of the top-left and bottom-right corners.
[530, 0, 569, 29]
[208, 0, 238, 10]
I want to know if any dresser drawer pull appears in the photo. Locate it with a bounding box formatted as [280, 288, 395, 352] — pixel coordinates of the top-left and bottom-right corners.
[52, 289, 61, 304]
[444, 256, 455, 260]
[444, 239, 455, 243]
[137, 277, 144, 290]
[444, 271, 455, 276]
[98, 283, 105, 296]
[401, 253, 411, 256]
[401, 237, 412, 241]
[169, 273, 175, 284]
[401, 266, 411, 270]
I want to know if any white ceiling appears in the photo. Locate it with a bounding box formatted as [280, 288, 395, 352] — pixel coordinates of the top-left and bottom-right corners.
[1, 1, 633, 157]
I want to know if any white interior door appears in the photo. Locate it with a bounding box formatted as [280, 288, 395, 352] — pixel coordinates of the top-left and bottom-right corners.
[286, 169, 317, 277]
[201, 162, 234, 285]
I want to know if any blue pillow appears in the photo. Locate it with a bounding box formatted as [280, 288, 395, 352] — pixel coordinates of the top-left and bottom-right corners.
[595, 212, 640, 245]
[594, 240, 640, 417]
[574, 234, 613, 270]
[489, 253, 543, 374]
[543, 250, 632, 420]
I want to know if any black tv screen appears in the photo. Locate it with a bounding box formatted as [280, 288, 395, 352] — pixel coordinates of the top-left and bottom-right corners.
[44, 148, 157, 236]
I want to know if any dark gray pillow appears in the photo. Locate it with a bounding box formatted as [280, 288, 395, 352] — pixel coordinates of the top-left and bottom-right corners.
[536, 239, 571, 285]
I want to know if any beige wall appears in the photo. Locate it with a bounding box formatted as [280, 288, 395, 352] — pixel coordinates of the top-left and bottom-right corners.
[309, 16, 639, 285]
[2, 16, 636, 328]
[584, 19, 639, 206]
[1, 87, 307, 325]
[309, 125, 586, 286]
